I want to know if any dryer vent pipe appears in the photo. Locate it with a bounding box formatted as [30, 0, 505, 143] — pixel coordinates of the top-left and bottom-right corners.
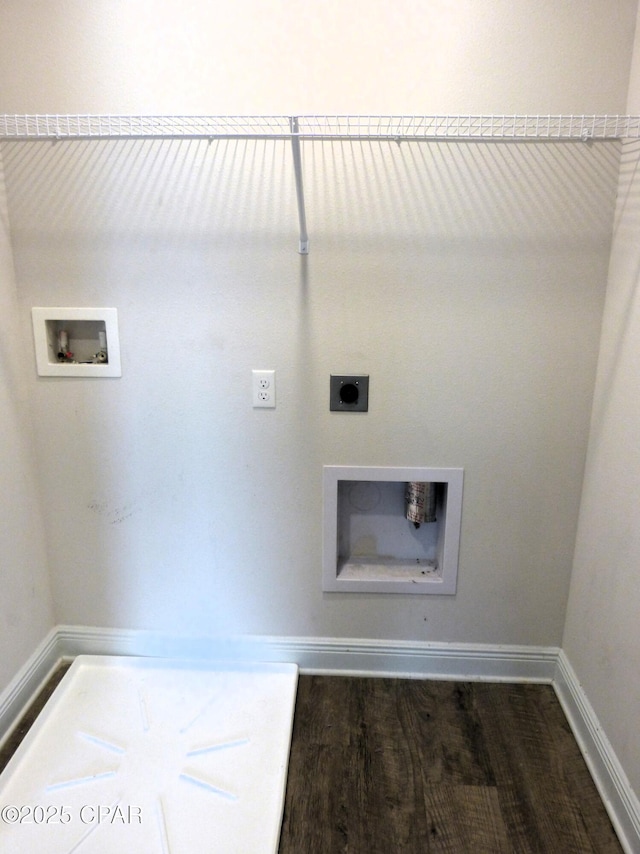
[405, 482, 436, 528]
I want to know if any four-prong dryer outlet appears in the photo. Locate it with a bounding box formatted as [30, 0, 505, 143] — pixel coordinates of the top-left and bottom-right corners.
[330, 375, 369, 412]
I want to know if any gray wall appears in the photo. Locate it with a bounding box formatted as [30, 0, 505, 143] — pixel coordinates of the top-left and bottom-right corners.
[563, 5, 640, 796]
[0, 149, 53, 686]
[2, 133, 618, 646]
[1, 0, 635, 650]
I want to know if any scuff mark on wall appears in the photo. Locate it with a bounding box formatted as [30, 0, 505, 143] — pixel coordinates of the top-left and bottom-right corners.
[87, 476, 182, 525]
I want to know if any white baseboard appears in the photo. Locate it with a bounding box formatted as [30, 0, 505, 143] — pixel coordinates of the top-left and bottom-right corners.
[1, 626, 638, 854]
[553, 651, 640, 854]
[51, 625, 559, 682]
[0, 626, 557, 744]
[0, 629, 63, 749]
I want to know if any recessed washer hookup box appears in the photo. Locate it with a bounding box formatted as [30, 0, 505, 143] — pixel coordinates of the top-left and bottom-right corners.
[32, 308, 121, 377]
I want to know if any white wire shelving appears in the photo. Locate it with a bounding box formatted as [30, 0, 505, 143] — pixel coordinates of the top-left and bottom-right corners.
[2, 114, 639, 253]
[1, 113, 640, 141]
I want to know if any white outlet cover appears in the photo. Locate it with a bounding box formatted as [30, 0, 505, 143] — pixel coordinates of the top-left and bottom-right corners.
[252, 369, 276, 408]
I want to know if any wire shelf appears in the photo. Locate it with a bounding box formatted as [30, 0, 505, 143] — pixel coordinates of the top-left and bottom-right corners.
[0, 115, 293, 140]
[298, 114, 640, 140]
[1, 114, 640, 141]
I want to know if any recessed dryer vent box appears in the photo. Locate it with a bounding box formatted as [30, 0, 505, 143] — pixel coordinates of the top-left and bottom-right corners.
[32, 308, 121, 377]
[323, 466, 463, 594]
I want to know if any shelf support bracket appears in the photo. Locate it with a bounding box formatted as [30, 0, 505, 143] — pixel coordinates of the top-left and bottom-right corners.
[290, 116, 309, 254]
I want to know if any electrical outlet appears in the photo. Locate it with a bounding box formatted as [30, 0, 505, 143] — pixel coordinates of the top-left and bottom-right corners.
[252, 369, 276, 408]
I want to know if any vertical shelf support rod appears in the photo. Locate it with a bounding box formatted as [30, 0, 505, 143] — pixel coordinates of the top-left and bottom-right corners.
[290, 116, 309, 254]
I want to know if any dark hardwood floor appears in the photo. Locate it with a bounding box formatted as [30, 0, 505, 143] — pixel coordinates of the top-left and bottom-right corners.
[0, 666, 624, 853]
[0, 661, 71, 773]
[279, 676, 623, 854]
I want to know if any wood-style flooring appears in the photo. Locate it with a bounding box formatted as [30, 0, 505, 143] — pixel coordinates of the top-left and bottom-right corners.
[0, 666, 624, 853]
[279, 676, 623, 854]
